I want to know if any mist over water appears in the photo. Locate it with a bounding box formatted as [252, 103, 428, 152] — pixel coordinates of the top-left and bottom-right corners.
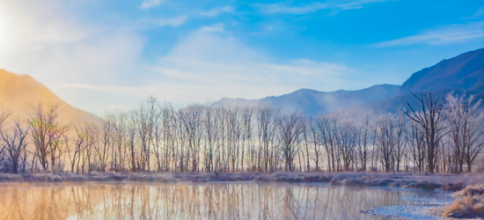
[0, 182, 448, 220]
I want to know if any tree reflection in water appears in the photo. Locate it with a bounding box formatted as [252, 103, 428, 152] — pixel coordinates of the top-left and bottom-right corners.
[0, 182, 428, 220]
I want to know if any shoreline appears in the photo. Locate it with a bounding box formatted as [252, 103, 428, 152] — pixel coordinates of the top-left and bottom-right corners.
[0, 172, 482, 191]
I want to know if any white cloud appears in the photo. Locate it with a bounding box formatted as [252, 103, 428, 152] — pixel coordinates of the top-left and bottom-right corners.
[472, 7, 484, 17]
[133, 27, 354, 99]
[255, 0, 390, 14]
[258, 2, 328, 14]
[140, 0, 163, 9]
[51, 26, 360, 114]
[0, 0, 374, 116]
[198, 23, 225, 32]
[199, 6, 234, 17]
[0, 0, 147, 114]
[377, 22, 484, 47]
[130, 6, 233, 30]
[0, 0, 144, 84]
[156, 16, 188, 27]
[132, 16, 189, 29]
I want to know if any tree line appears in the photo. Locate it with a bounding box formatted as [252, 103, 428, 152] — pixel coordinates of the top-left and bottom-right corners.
[0, 92, 483, 174]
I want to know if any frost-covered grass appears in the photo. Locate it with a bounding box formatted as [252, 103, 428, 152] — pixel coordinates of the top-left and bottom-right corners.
[0, 171, 482, 193]
[443, 184, 484, 219]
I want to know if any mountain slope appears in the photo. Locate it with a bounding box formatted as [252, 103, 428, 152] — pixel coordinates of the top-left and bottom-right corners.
[335, 48, 484, 119]
[214, 84, 400, 115]
[215, 48, 484, 116]
[335, 87, 484, 121]
[399, 48, 484, 94]
[0, 69, 99, 124]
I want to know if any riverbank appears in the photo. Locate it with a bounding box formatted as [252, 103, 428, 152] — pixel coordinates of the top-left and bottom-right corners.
[0, 172, 482, 191]
[442, 184, 484, 219]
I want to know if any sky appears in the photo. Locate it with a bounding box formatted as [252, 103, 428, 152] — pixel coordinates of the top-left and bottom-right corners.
[0, 0, 483, 116]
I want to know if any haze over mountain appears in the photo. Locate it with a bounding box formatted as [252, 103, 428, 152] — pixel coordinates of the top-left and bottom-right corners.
[215, 48, 484, 116]
[215, 84, 401, 115]
[0, 69, 99, 124]
[335, 48, 484, 119]
[0, 48, 482, 121]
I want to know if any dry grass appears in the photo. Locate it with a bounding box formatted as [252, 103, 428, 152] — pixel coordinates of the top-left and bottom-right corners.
[444, 184, 484, 219]
[477, 155, 484, 173]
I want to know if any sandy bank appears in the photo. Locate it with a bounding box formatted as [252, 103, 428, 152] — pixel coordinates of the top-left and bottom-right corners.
[0, 172, 482, 191]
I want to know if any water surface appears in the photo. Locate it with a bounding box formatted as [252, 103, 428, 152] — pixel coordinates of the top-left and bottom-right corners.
[0, 182, 450, 220]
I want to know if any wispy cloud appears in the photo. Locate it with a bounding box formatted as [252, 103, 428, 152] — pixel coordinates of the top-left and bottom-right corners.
[473, 7, 484, 17]
[198, 23, 225, 32]
[58, 25, 362, 112]
[199, 6, 234, 17]
[377, 22, 484, 47]
[257, 2, 328, 14]
[131, 16, 188, 29]
[150, 27, 362, 94]
[255, 0, 390, 15]
[140, 0, 163, 9]
[0, 0, 403, 115]
[463, 7, 484, 19]
[131, 6, 233, 30]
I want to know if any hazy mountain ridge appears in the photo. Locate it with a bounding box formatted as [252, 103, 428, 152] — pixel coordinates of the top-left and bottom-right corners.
[215, 48, 484, 116]
[336, 48, 484, 118]
[0, 69, 99, 124]
[214, 84, 401, 115]
[399, 48, 484, 95]
[0, 48, 482, 121]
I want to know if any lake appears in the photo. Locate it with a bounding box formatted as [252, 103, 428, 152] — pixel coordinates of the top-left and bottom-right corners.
[0, 182, 452, 220]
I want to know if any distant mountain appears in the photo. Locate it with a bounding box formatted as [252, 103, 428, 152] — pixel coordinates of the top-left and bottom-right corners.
[399, 48, 484, 95]
[336, 87, 484, 120]
[215, 48, 484, 116]
[215, 84, 400, 115]
[336, 49, 484, 117]
[0, 69, 99, 124]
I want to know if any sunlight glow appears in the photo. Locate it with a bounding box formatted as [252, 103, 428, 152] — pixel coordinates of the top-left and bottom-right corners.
[0, 6, 11, 53]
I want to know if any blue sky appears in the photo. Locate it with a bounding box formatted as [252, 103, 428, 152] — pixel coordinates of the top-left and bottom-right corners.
[0, 0, 483, 115]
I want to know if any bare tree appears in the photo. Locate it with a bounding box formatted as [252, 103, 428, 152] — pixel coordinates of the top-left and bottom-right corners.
[315, 115, 338, 172]
[135, 96, 160, 171]
[355, 115, 370, 171]
[407, 121, 426, 172]
[1, 120, 29, 173]
[404, 92, 446, 173]
[335, 120, 357, 171]
[445, 93, 484, 172]
[179, 105, 204, 172]
[256, 106, 279, 172]
[75, 123, 98, 173]
[393, 113, 407, 171]
[28, 104, 69, 171]
[308, 119, 322, 171]
[127, 112, 138, 172]
[240, 107, 253, 172]
[4, 90, 483, 175]
[204, 106, 217, 172]
[95, 118, 112, 172]
[113, 112, 128, 171]
[0, 110, 11, 165]
[67, 126, 85, 173]
[280, 111, 304, 171]
[375, 114, 397, 172]
[225, 106, 241, 172]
